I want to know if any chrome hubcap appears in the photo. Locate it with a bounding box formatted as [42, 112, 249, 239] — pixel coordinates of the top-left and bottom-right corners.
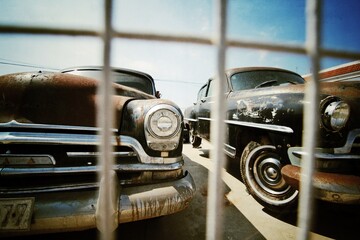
[254, 155, 289, 195]
[265, 166, 278, 180]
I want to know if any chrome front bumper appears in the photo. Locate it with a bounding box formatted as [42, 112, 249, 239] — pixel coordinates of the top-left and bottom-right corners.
[0, 171, 196, 236]
[284, 129, 360, 204]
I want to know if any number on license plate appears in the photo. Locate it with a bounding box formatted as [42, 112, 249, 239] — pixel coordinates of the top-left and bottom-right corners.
[0, 198, 34, 231]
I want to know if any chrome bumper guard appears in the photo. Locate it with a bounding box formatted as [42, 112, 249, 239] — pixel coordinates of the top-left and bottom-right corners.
[288, 128, 360, 166]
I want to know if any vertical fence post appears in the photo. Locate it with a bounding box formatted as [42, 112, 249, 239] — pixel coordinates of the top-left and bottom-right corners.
[206, 0, 227, 239]
[97, 0, 115, 240]
[298, 0, 321, 239]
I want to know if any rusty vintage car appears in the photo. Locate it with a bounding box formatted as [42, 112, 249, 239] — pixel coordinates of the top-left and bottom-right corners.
[0, 67, 195, 235]
[184, 67, 360, 211]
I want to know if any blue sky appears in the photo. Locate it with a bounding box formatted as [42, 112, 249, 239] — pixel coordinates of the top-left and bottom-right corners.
[0, 0, 359, 110]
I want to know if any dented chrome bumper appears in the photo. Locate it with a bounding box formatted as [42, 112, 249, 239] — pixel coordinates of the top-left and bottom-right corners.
[0, 171, 196, 236]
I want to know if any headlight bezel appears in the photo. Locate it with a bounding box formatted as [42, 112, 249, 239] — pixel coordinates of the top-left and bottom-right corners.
[144, 104, 182, 151]
[320, 96, 350, 132]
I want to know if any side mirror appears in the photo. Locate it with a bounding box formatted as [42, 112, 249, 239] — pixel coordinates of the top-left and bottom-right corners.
[155, 91, 161, 98]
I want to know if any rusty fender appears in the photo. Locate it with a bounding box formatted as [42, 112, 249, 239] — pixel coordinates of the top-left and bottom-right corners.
[281, 165, 360, 204]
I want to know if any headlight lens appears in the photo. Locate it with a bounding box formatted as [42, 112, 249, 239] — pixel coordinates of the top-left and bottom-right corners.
[149, 109, 180, 138]
[322, 100, 350, 132]
[146, 105, 181, 139]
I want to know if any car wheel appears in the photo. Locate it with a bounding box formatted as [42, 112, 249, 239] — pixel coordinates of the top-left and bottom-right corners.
[190, 130, 202, 148]
[240, 141, 298, 212]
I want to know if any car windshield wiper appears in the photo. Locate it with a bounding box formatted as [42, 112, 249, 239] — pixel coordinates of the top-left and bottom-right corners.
[255, 80, 277, 89]
[285, 80, 298, 85]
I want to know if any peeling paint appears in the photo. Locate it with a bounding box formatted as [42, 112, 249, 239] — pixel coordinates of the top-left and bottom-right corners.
[234, 97, 284, 123]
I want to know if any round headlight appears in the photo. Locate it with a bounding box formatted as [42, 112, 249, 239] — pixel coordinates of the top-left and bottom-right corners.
[146, 106, 181, 138]
[322, 100, 350, 131]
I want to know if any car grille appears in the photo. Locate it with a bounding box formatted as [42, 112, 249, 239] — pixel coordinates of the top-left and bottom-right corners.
[0, 122, 183, 195]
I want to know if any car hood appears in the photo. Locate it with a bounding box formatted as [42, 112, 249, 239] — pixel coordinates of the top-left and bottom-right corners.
[230, 81, 360, 100]
[0, 72, 155, 127]
[228, 80, 360, 128]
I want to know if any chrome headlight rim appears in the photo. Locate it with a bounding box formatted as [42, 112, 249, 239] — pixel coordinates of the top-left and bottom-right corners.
[145, 104, 182, 139]
[320, 97, 350, 132]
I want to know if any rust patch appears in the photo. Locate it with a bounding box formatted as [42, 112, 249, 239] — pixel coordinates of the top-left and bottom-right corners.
[282, 164, 360, 203]
[281, 165, 301, 190]
[128, 186, 194, 221]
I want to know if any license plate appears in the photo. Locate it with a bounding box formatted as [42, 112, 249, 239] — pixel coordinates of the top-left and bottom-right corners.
[0, 198, 34, 231]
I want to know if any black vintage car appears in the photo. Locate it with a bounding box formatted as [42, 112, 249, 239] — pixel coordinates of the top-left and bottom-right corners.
[0, 67, 195, 235]
[184, 67, 360, 211]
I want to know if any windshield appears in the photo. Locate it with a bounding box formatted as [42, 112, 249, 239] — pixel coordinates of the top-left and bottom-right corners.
[230, 70, 305, 91]
[63, 69, 155, 95]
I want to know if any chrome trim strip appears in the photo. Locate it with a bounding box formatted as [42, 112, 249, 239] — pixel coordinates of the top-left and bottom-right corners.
[225, 119, 294, 133]
[198, 117, 212, 121]
[292, 150, 360, 160]
[0, 120, 116, 133]
[184, 117, 198, 122]
[192, 117, 294, 133]
[224, 143, 236, 158]
[67, 152, 136, 157]
[0, 131, 102, 145]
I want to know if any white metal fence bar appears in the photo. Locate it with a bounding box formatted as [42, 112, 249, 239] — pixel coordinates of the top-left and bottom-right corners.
[298, 0, 321, 239]
[206, 1, 227, 239]
[97, 0, 115, 240]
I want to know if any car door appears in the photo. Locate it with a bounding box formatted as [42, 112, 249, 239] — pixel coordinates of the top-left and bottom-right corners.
[188, 84, 208, 138]
[198, 79, 214, 140]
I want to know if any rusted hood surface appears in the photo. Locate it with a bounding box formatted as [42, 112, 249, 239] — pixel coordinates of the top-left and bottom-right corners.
[0, 72, 155, 127]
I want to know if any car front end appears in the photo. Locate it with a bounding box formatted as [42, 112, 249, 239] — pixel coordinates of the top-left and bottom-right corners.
[283, 81, 360, 204]
[0, 70, 195, 236]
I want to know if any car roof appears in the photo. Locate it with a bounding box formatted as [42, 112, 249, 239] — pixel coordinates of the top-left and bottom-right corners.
[225, 67, 301, 77]
[61, 66, 154, 81]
